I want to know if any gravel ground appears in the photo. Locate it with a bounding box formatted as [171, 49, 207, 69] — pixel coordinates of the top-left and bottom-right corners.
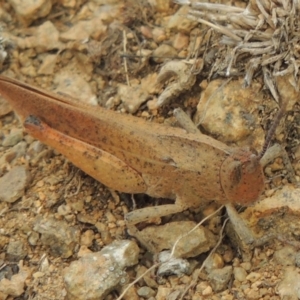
[0, 1, 299, 299]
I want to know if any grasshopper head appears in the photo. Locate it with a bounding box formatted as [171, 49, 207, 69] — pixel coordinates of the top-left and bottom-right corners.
[220, 148, 264, 205]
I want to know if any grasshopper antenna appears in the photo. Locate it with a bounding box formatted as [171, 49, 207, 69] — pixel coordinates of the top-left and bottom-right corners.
[258, 99, 287, 160]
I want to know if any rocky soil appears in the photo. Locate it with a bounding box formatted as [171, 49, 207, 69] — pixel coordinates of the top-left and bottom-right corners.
[0, 0, 300, 299]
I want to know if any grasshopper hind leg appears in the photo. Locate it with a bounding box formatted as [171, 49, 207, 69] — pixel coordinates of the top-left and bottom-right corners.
[23, 115, 148, 194]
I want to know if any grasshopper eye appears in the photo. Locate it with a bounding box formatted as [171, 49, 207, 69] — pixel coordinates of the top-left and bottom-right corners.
[220, 149, 264, 205]
[227, 160, 242, 186]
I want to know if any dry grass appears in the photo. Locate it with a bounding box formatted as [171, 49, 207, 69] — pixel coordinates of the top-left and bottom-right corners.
[176, 0, 300, 102]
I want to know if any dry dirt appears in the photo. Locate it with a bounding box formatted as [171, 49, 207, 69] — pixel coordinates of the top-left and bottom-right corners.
[0, 0, 300, 300]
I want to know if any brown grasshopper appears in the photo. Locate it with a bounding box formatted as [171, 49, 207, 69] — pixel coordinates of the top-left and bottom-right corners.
[0, 75, 285, 251]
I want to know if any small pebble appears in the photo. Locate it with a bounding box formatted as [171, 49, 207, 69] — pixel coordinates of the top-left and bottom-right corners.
[0, 262, 30, 297]
[207, 266, 232, 292]
[277, 266, 300, 299]
[63, 240, 139, 299]
[223, 248, 234, 263]
[139, 221, 216, 258]
[33, 271, 44, 279]
[140, 25, 153, 39]
[34, 217, 80, 258]
[202, 285, 213, 296]
[80, 230, 94, 247]
[0, 166, 30, 203]
[6, 240, 27, 261]
[172, 32, 189, 50]
[167, 6, 197, 32]
[157, 251, 190, 277]
[105, 211, 117, 223]
[57, 204, 72, 216]
[156, 286, 172, 300]
[245, 289, 260, 300]
[196, 281, 210, 293]
[152, 44, 177, 63]
[251, 280, 262, 289]
[246, 272, 261, 282]
[152, 27, 167, 43]
[240, 262, 251, 271]
[204, 253, 224, 272]
[9, 0, 52, 25]
[2, 129, 23, 147]
[26, 140, 45, 157]
[234, 267, 247, 282]
[232, 258, 240, 267]
[0, 142, 26, 169]
[137, 286, 156, 298]
[28, 232, 40, 246]
[273, 246, 296, 266]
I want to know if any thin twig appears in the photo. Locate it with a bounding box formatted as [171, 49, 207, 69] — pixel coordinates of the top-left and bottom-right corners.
[258, 100, 287, 160]
[179, 215, 230, 300]
[116, 205, 225, 300]
[122, 30, 130, 86]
